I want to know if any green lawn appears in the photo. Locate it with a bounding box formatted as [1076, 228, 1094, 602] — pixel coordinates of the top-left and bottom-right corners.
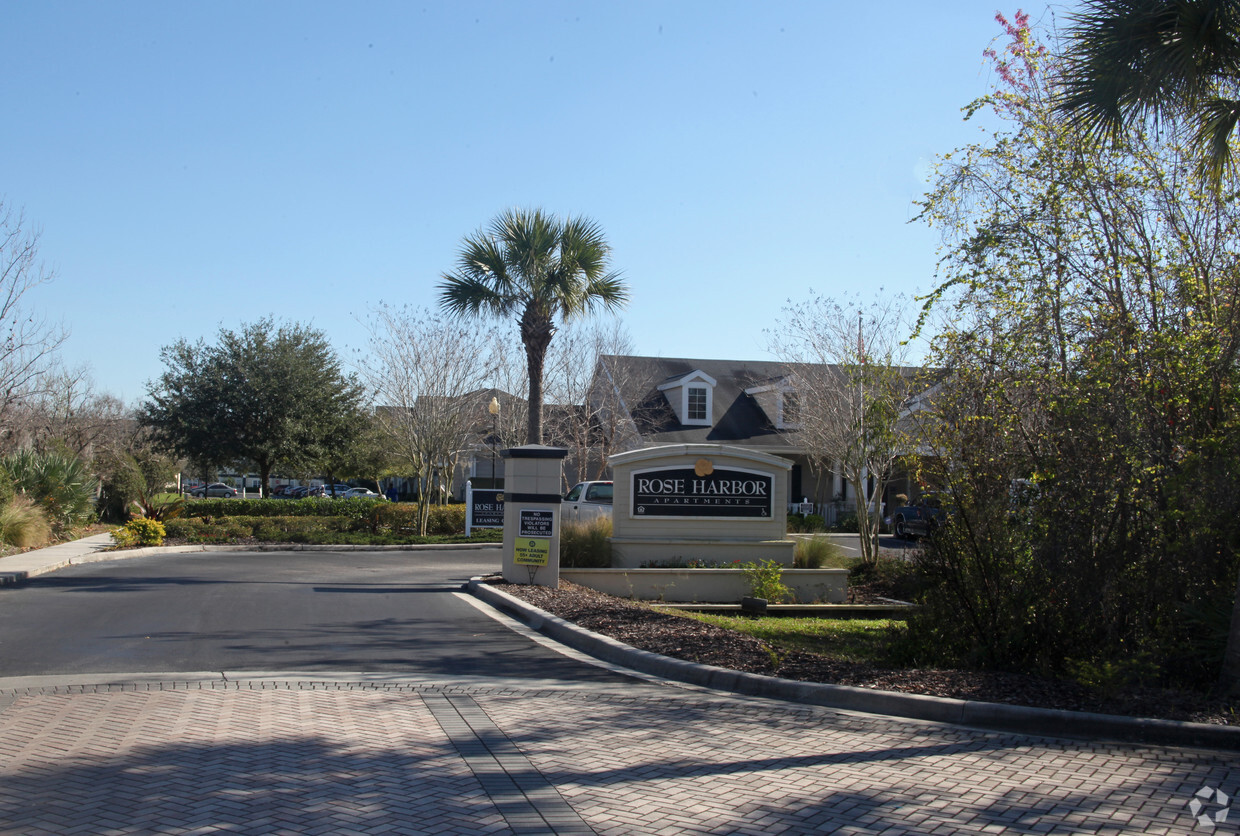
[658, 609, 905, 663]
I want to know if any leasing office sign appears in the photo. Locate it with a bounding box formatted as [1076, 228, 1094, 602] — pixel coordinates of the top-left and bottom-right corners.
[631, 465, 773, 519]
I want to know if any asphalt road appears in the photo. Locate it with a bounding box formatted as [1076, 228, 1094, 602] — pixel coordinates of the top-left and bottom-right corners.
[816, 532, 918, 558]
[0, 548, 630, 682]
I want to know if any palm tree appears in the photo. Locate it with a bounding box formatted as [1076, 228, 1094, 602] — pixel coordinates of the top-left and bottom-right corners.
[438, 208, 628, 445]
[1057, 0, 1240, 187]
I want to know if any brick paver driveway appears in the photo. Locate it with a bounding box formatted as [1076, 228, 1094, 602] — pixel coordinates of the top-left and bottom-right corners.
[1, 672, 1235, 835]
[0, 550, 1235, 834]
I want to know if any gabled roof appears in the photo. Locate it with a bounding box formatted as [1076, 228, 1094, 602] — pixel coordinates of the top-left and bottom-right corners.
[656, 369, 717, 391]
[596, 355, 798, 450]
[594, 354, 939, 452]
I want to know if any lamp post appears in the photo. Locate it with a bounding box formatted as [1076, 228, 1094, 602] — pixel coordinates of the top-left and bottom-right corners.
[488, 396, 500, 488]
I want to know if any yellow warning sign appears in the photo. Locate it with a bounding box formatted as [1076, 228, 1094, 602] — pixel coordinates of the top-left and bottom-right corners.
[514, 538, 550, 566]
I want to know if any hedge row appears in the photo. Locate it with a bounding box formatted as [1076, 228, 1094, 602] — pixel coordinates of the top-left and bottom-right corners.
[162, 515, 503, 545]
[184, 497, 385, 519]
[373, 504, 467, 536]
[165, 516, 351, 542]
[175, 502, 470, 537]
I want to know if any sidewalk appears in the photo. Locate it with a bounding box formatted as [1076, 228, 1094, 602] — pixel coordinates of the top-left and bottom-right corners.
[0, 531, 115, 585]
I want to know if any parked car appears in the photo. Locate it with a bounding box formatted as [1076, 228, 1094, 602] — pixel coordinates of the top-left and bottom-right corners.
[307, 483, 353, 498]
[562, 481, 613, 524]
[289, 485, 311, 498]
[190, 482, 237, 498]
[343, 487, 384, 500]
[891, 494, 946, 539]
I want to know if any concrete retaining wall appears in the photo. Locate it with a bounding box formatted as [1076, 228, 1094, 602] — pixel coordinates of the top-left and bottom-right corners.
[561, 567, 848, 603]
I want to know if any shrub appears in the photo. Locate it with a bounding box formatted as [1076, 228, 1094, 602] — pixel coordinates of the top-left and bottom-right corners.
[252, 516, 338, 541]
[787, 513, 827, 533]
[370, 502, 466, 536]
[426, 504, 466, 535]
[848, 554, 925, 602]
[560, 516, 612, 568]
[373, 502, 419, 533]
[831, 512, 859, 533]
[132, 493, 185, 523]
[112, 518, 166, 548]
[742, 559, 792, 603]
[0, 495, 52, 548]
[184, 497, 396, 532]
[2, 449, 99, 535]
[163, 518, 204, 539]
[96, 450, 179, 523]
[166, 514, 363, 542]
[163, 517, 253, 542]
[793, 535, 845, 568]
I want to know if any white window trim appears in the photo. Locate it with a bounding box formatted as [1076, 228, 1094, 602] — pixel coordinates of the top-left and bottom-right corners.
[777, 389, 800, 430]
[684, 384, 712, 425]
[744, 379, 800, 429]
[658, 370, 716, 426]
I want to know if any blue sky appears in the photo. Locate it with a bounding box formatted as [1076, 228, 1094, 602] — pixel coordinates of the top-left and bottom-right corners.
[1, 1, 1054, 404]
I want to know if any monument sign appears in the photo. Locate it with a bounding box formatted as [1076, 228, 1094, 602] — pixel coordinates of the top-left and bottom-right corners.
[609, 443, 794, 568]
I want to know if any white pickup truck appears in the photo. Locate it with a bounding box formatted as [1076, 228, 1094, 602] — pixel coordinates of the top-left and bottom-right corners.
[561, 481, 613, 524]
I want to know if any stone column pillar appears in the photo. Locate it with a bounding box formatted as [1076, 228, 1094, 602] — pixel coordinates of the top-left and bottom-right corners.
[500, 445, 567, 587]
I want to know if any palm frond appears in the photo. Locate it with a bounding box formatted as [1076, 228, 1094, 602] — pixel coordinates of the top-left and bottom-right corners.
[494, 207, 558, 287]
[1192, 95, 1240, 181]
[570, 272, 629, 318]
[438, 273, 514, 318]
[1058, 0, 1240, 187]
[455, 231, 509, 282]
[1059, 0, 1184, 136]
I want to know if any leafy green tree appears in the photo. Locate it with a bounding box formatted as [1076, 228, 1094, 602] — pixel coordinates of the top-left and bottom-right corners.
[915, 14, 1240, 693]
[1058, 0, 1240, 186]
[142, 319, 365, 497]
[140, 338, 233, 485]
[438, 208, 628, 444]
[318, 410, 392, 493]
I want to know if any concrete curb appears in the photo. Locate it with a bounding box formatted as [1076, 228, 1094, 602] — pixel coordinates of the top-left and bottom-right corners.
[469, 578, 1240, 751]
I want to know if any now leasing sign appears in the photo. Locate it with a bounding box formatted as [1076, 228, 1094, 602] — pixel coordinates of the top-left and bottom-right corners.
[631, 466, 773, 518]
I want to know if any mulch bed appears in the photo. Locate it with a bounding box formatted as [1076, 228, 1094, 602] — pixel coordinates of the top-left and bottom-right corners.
[497, 579, 1239, 727]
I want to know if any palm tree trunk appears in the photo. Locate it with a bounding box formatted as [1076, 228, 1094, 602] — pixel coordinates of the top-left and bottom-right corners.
[521, 305, 555, 445]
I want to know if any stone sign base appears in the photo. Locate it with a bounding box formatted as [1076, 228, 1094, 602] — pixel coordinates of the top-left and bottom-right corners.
[562, 567, 847, 603]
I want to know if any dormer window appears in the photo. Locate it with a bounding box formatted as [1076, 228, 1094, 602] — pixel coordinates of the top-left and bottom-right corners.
[744, 376, 799, 429]
[657, 370, 716, 426]
[779, 390, 800, 429]
[687, 386, 708, 421]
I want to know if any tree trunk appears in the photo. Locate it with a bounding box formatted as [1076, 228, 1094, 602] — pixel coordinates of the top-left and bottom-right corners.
[520, 305, 555, 445]
[1222, 568, 1240, 694]
[416, 471, 431, 536]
